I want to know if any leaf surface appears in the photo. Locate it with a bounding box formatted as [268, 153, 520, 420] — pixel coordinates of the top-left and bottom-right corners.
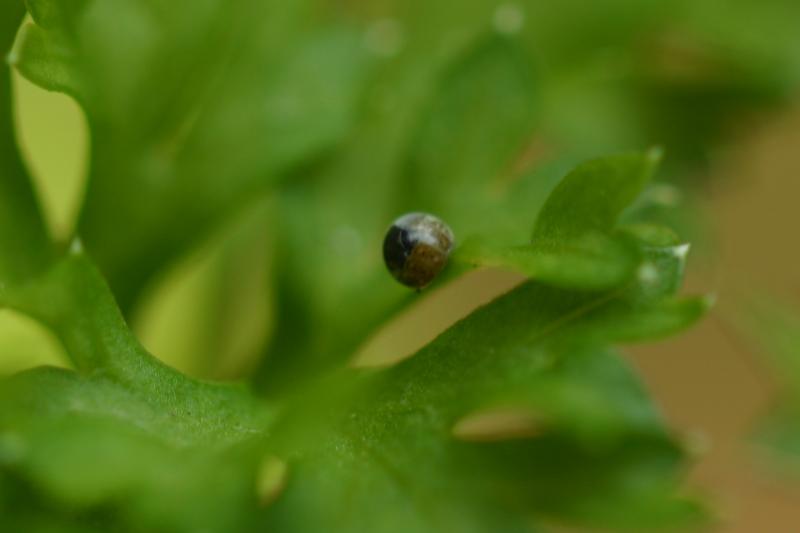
[14, 0, 370, 309]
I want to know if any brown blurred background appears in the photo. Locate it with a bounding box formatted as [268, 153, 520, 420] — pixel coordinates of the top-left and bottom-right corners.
[631, 104, 800, 533]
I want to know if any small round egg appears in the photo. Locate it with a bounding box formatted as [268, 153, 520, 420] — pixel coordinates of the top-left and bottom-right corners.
[383, 212, 455, 289]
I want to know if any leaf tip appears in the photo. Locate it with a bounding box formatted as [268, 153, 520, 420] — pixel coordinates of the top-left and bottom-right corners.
[672, 242, 691, 260]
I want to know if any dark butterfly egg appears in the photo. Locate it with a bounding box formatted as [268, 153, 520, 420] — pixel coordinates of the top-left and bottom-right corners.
[383, 212, 455, 289]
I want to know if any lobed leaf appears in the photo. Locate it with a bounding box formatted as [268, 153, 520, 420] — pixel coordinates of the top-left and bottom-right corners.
[13, 0, 370, 310]
[734, 298, 800, 466]
[0, 2, 53, 286]
[263, 274, 708, 531]
[0, 1, 737, 529]
[450, 151, 672, 295]
[0, 180, 705, 532]
[0, 254, 274, 533]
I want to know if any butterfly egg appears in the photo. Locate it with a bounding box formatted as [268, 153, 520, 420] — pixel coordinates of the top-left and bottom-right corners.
[383, 212, 455, 289]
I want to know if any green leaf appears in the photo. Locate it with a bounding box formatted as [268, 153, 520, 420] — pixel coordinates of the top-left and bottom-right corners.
[0, 142, 703, 531]
[263, 275, 708, 532]
[455, 233, 640, 290]
[0, 385, 266, 532]
[451, 151, 665, 292]
[0, 254, 275, 533]
[252, 179, 707, 527]
[633, 1, 800, 169]
[0, 2, 53, 286]
[256, 148, 674, 395]
[10, 21, 82, 99]
[398, 34, 538, 231]
[0, 253, 272, 436]
[14, 0, 370, 310]
[758, 407, 800, 471]
[734, 298, 800, 466]
[4, 4, 715, 525]
[742, 299, 800, 398]
[253, 33, 545, 391]
[1, 0, 792, 528]
[533, 149, 662, 243]
[0, 181, 705, 533]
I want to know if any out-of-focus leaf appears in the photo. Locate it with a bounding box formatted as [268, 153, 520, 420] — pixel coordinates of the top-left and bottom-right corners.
[397, 35, 538, 231]
[743, 300, 800, 398]
[0, 253, 274, 533]
[629, 0, 800, 171]
[678, 0, 800, 86]
[0, 254, 270, 436]
[736, 299, 800, 466]
[509, 0, 800, 172]
[0, 3, 53, 285]
[758, 406, 800, 469]
[13, 0, 370, 310]
[132, 197, 274, 379]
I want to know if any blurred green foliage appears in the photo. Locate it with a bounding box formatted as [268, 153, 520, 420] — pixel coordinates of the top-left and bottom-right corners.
[733, 299, 800, 467]
[2, 0, 800, 531]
